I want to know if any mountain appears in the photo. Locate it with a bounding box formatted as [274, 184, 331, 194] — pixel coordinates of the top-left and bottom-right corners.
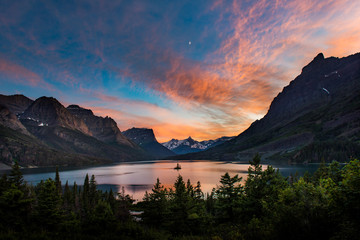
[162, 136, 234, 155]
[0, 94, 33, 114]
[0, 95, 147, 167]
[173, 52, 360, 163]
[122, 127, 175, 158]
[66, 105, 136, 147]
[20, 97, 91, 134]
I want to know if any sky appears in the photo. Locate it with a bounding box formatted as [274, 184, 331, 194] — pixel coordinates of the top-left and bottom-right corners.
[1, 0, 360, 142]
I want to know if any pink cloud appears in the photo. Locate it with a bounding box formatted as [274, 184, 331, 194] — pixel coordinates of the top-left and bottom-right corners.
[0, 58, 54, 91]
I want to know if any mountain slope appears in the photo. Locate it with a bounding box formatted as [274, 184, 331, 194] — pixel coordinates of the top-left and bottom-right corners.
[174, 52, 360, 163]
[122, 128, 175, 158]
[0, 125, 110, 167]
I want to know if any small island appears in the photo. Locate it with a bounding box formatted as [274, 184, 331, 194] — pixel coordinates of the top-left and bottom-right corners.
[174, 163, 181, 170]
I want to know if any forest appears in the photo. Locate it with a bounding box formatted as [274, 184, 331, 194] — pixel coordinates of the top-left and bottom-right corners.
[0, 155, 359, 240]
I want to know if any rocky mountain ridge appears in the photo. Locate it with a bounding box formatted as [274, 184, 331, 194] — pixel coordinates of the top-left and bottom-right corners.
[67, 105, 136, 147]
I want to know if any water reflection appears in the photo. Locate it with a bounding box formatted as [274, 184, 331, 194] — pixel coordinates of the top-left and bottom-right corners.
[19, 160, 319, 201]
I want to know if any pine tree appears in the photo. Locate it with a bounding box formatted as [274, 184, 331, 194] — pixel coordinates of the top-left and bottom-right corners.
[9, 161, 24, 188]
[82, 174, 90, 216]
[142, 178, 169, 227]
[186, 179, 194, 198]
[36, 178, 63, 231]
[63, 180, 72, 211]
[194, 181, 203, 200]
[169, 175, 193, 235]
[89, 174, 97, 208]
[107, 188, 116, 213]
[0, 164, 33, 232]
[73, 182, 80, 213]
[216, 172, 243, 222]
[55, 166, 62, 196]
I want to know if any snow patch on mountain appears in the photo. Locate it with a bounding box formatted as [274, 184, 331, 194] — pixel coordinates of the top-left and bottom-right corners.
[161, 136, 234, 154]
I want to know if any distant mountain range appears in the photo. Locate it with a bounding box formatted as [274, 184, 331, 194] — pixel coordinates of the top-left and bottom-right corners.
[122, 127, 175, 158]
[171, 52, 360, 163]
[162, 136, 234, 155]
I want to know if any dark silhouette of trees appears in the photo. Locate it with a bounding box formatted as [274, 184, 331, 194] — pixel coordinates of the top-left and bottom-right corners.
[0, 155, 359, 239]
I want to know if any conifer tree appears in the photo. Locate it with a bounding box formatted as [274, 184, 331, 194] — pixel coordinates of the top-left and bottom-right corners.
[194, 181, 203, 200]
[170, 175, 192, 235]
[186, 179, 194, 198]
[55, 166, 62, 196]
[9, 161, 24, 188]
[142, 178, 169, 227]
[216, 172, 243, 222]
[89, 174, 97, 208]
[82, 174, 90, 216]
[63, 180, 72, 211]
[73, 181, 80, 212]
[36, 178, 62, 231]
[0, 162, 33, 232]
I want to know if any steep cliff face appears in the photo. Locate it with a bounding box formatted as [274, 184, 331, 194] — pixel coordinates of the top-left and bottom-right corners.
[66, 105, 136, 147]
[174, 52, 360, 163]
[20, 97, 91, 135]
[261, 53, 360, 129]
[0, 94, 33, 115]
[122, 128, 175, 158]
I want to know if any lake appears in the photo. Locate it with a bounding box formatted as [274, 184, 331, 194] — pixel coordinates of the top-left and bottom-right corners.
[16, 160, 319, 201]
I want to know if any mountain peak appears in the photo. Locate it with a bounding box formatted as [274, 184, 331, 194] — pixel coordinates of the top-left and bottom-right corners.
[0, 94, 34, 114]
[20, 96, 91, 135]
[313, 52, 325, 61]
[122, 127, 174, 158]
[301, 52, 326, 74]
[67, 104, 81, 109]
[122, 128, 156, 144]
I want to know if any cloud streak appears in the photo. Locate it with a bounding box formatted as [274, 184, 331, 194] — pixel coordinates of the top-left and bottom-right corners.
[0, 58, 54, 91]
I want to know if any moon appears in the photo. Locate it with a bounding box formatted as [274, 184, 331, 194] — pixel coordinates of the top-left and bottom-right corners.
[189, 41, 191, 45]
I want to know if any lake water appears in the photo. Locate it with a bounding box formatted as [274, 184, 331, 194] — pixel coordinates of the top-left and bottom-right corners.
[15, 160, 319, 201]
